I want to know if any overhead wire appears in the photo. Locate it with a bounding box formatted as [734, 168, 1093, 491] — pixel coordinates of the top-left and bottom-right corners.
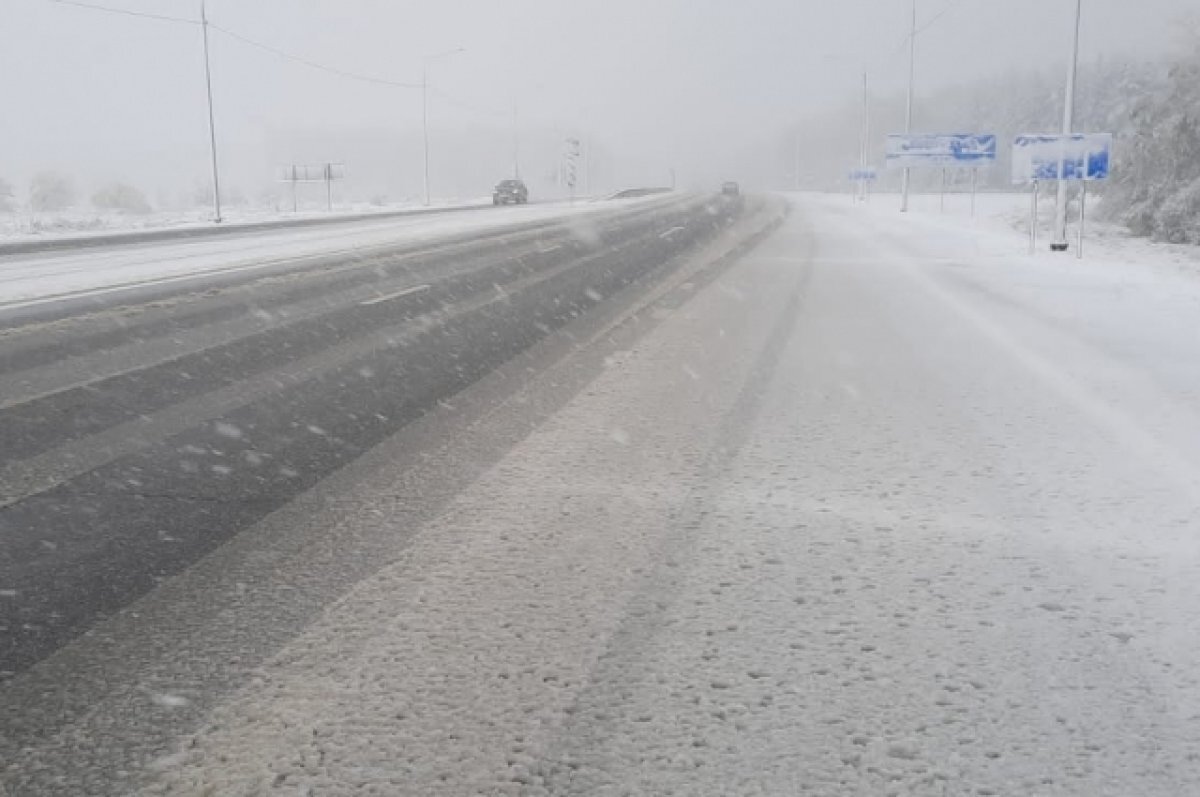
[872, 0, 971, 72]
[34, 0, 423, 90]
[40, 0, 195, 25]
[913, 0, 968, 37]
[206, 22, 421, 89]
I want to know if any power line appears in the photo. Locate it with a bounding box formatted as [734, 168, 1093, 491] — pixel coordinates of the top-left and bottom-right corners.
[873, 0, 969, 71]
[914, 0, 968, 36]
[207, 22, 420, 89]
[40, 0, 195, 25]
[35, 0, 422, 90]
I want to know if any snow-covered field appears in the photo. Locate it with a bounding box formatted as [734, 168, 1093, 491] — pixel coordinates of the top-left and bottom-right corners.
[0, 196, 651, 311]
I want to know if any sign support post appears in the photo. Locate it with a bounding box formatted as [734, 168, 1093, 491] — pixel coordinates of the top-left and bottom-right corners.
[1077, 182, 1086, 259]
[280, 163, 344, 214]
[1012, 133, 1111, 259]
[1029, 180, 1039, 255]
[940, 168, 947, 213]
[970, 169, 978, 218]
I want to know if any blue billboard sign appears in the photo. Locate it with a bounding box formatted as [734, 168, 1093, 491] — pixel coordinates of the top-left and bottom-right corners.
[885, 134, 997, 168]
[1011, 133, 1112, 183]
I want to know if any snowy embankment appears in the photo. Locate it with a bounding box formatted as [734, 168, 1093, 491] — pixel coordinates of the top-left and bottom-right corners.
[865, 188, 1200, 278]
[0, 198, 493, 244]
[0, 196, 648, 310]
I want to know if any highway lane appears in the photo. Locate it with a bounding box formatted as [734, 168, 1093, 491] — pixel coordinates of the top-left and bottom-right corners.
[0, 197, 636, 312]
[0, 192, 745, 678]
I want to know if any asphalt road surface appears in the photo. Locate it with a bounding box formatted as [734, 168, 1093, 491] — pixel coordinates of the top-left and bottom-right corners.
[6, 193, 1200, 796]
[0, 193, 756, 679]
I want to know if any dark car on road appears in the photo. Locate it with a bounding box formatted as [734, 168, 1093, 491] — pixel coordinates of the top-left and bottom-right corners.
[493, 179, 529, 205]
[721, 181, 740, 197]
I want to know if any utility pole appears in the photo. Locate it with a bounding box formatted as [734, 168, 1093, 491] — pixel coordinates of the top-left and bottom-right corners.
[793, 132, 801, 191]
[200, 0, 222, 222]
[860, 71, 870, 202]
[421, 48, 465, 207]
[511, 100, 520, 178]
[421, 66, 430, 206]
[1051, 0, 1083, 251]
[900, 0, 916, 213]
[325, 163, 333, 212]
[583, 138, 590, 196]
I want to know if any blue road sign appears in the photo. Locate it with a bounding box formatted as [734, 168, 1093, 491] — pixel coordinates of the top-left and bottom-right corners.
[1011, 133, 1112, 183]
[849, 168, 878, 181]
[885, 134, 998, 168]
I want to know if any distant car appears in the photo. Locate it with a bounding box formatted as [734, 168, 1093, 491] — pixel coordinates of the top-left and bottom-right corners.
[493, 179, 529, 205]
[721, 181, 741, 197]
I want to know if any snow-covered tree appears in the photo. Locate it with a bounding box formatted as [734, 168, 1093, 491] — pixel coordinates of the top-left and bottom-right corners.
[1103, 28, 1200, 243]
[92, 182, 152, 214]
[29, 171, 75, 212]
[0, 178, 15, 212]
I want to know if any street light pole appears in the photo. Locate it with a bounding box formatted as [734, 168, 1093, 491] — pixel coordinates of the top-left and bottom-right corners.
[793, 132, 801, 191]
[200, 0, 222, 222]
[900, 0, 916, 212]
[1051, 0, 1083, 251]
[421, 66, 430, 206]
[420, 47, 465, 207]
[860, 71, 870, 202]
[511, 100, 520, 178]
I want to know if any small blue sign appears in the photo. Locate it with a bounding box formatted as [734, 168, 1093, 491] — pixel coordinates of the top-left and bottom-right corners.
[1012, 133, 1112, 183]
[849, 168, 878, 181]
[885, 134, 998, 168]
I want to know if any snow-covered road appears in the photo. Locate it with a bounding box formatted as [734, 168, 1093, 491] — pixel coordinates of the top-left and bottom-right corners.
[0, 199, 630, 310]
[27, 192, 1200, 795]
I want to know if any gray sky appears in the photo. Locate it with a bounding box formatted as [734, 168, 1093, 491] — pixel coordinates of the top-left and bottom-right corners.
[0, 0, 1194, 202]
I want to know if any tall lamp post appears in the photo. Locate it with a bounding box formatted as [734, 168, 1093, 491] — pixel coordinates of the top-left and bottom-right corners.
[199, 0, 222, 222]
[1051, 0, 1083, 251]
[422, 47, 466, 206]
[820, 54, 871, 200]
[900, 0, 916, 213]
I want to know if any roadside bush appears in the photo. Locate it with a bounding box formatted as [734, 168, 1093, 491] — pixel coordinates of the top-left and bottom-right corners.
[30, 171, 75, 212]
[92, 182, 152, 214]
[0, 178, 15, 212]
[1152, 176, 1200, 245]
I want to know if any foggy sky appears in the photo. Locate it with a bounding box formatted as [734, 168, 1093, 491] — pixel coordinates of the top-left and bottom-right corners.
[1, 0, 1194, 203]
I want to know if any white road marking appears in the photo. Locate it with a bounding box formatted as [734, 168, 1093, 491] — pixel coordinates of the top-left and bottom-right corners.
[359, 283, 432, 306]
[659, 225, 686, 239]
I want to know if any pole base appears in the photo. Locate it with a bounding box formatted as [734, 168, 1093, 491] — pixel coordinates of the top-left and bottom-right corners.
[1049, 242, 1069, 252]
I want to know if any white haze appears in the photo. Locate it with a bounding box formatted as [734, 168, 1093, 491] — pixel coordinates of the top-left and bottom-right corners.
[0, 0, 1194, 205]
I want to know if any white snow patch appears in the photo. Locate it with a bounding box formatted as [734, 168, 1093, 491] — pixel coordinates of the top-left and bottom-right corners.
[150, 693, 190, 709]
[213, 421, 244, 440]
